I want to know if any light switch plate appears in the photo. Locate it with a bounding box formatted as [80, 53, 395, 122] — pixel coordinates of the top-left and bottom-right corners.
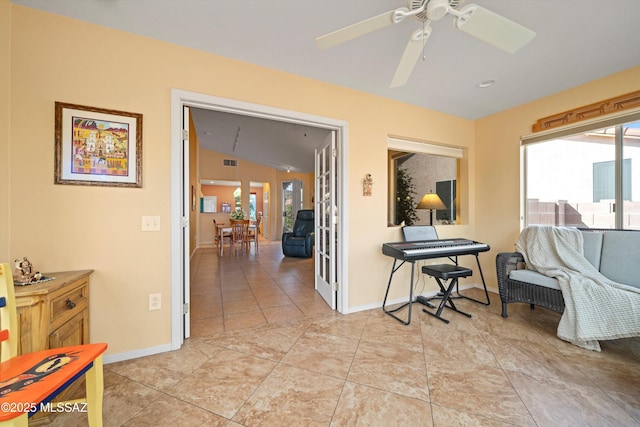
[141, 216, 161, 231]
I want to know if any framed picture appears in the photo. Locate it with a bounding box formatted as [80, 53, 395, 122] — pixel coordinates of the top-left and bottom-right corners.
[55, 102, 142, 187]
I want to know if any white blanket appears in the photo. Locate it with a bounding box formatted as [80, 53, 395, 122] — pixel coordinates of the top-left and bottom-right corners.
[516, 225, 640, 351]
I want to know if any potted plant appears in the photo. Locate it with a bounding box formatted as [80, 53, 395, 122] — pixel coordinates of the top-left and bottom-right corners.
[230, 208, 246, 220]
[396, 167, 418, 226]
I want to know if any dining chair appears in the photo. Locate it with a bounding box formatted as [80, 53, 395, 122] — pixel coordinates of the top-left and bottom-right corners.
[214, 219, 232, 255]
[249, 216, 262, 253]
[230, 219, 251, 254]
[0, 263, 108, 426]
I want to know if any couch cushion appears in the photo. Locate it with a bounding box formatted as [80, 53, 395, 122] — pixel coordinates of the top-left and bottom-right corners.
[599, 231, 640, 288]
[580, 230, 603, 270]
[509, 269, 560, 290]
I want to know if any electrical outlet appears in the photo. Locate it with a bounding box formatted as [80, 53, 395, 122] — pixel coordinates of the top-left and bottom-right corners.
[149, 293, 161, 311]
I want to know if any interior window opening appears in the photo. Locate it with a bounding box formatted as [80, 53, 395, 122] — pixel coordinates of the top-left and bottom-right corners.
[387, 138, 463, 227]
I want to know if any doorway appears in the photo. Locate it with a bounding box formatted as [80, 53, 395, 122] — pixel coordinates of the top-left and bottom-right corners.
[170, 89, 349, 350]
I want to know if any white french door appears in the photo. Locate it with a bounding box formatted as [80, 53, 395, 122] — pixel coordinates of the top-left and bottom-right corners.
[315, 131, 337, 309]
[181, 105, 191, 339]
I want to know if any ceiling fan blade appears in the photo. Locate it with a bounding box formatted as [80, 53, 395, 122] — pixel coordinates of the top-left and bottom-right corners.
[316, 9, 399, 50]
[390, 27, 432, 88]
[454, 4, 536, 53]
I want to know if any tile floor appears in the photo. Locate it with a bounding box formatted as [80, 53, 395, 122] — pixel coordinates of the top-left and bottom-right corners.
[51, 239, 640, 426]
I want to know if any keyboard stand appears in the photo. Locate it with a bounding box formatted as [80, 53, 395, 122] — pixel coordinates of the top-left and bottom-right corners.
[381, 242, 490, 325]
[382, 258, 417, 325]
[452, 253, 490, 305]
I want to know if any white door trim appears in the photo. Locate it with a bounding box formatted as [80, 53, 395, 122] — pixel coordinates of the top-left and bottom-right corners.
[170, 89, 349, 350]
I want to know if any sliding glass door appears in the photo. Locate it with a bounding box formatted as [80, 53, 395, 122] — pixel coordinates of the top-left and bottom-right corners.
[524, 120, 640, 230]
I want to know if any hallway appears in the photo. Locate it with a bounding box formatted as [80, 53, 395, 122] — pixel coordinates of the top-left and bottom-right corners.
[189, 240, 333, 334]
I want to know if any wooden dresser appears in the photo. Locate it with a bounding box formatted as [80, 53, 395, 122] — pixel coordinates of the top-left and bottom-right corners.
[12, 270, 93, 423]
[13, 270, 93, 355]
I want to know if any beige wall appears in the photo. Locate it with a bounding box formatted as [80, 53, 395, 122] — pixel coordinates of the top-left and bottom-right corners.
[11, 2, 475, 356]
[5, 1, 638, 358]
[0, 0, 11, 262]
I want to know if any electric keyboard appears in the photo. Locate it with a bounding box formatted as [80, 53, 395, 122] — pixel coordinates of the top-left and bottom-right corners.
[382, 238, 490, 261]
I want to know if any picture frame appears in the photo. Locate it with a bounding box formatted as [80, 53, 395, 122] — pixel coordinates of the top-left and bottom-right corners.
[55, 102, 142, 187]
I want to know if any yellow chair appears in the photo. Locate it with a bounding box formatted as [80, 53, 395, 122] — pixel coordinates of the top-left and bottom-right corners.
[0, 263, 107, 426]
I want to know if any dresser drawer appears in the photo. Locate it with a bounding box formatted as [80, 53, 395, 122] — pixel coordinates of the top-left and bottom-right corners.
[49, 278, 89, 331]
[14, 270, 93, 355]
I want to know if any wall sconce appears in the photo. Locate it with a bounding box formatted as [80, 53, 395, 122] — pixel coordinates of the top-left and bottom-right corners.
[416, 191, 446, 225]
[363, 174, 373, 196]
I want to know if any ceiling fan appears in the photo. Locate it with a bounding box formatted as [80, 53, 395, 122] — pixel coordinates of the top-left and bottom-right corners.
[316, 0, 536, 88]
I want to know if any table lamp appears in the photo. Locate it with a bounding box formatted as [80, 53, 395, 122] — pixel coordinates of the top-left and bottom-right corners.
[416, 191, 446, 225]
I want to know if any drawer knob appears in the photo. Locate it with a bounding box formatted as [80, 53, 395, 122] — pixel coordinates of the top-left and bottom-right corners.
[66, 298, 76, 309]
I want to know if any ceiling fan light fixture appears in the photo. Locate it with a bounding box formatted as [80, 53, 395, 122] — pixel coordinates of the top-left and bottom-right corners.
[452, 4, 536, 53]
[425, 0, 452, 21]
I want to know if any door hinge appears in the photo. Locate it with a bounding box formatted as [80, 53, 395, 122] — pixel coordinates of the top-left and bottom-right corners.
[332, 148, 338, 157]
[332, 282, 339, 292]
[181, 217, 189, 227]
[183, 303, 189, 314]
[182, 129, 189, 140]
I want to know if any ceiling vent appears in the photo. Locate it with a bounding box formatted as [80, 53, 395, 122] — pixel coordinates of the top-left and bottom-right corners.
[223, 159, 237, 167]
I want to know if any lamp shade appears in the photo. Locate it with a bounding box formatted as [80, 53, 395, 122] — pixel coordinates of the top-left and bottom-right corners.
[416, 193, 446, 210]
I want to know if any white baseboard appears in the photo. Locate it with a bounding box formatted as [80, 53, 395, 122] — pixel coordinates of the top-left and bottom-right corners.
[104, 284, 497, 363]
[103, 343, 173, 365]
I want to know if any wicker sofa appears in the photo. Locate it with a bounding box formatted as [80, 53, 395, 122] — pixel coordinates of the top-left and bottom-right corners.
[496, 228, 640, 318]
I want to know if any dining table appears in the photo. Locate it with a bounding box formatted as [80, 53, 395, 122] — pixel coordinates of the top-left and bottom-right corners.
[216, 222, 258, 255]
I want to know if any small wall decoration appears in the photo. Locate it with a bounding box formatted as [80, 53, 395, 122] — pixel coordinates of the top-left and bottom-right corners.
[363, 173, 373, 196]
[55, 102, 142, 187]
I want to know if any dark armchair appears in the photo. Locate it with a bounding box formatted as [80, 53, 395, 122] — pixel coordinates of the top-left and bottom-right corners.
[282, 209, 314, 258]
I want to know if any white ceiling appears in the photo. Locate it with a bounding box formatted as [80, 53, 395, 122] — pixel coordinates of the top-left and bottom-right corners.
[13, 0, 640, 171]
